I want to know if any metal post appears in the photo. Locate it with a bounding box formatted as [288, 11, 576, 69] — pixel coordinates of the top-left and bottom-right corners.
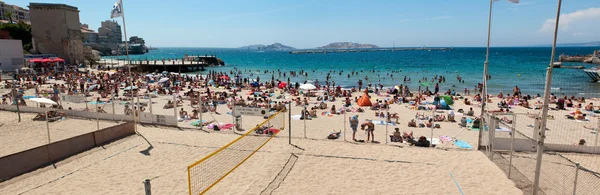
[143, 179, 151, 195]
[173, 93, 178, 120]
[344, 105, 347, 142]
[136, 94, 141, 124]
[509, 113, 516, 178]
[148, 93, 153, 115]
[112, 97, 116, 121]
[12, 79, 21, 122]
[489, 113, 496, 159]
[46, 109, 50, 144]
[573, 163, 580, 195]
[303, 106, 307, 138]
[289, 102, 292, 145]
[96, 106, 100, 131]
[594, 119, 600, 147]
[534, 1, 562, 194]
[478, 0, 494, 149]
[199, 93, 203, 130]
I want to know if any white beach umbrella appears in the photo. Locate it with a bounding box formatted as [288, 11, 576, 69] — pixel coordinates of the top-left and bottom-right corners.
[145, 74, 154, 77]
[30, 98, 58, 105]
[158, 78, 170, 83]
[299, 83, 317, 90]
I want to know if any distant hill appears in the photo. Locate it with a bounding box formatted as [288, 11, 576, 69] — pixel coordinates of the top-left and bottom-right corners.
[239, 43, 295, 51]
[532, 41, 600, 47]
[317, 42, 380, 49]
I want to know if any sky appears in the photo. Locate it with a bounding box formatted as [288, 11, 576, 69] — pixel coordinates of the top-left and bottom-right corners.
[9, 0, 600, 48]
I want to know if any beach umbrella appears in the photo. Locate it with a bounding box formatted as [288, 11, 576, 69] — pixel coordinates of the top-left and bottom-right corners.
[299, 83, 316, 90]
[440, 95, 454, 105]
[53, 58, 65, 62]
[28, 58, 43, 63]
[278, 82, 287, 89]
[219, 75, 230, 80]
[162, 71, 169, 74]
[88, 84, 98, 91]
[41, 58, 53, 63]
[124, 86, 138, 91]
[30, 98, 58, 105]
[158, 78, 169, 83]
[145, 74, 154, 77]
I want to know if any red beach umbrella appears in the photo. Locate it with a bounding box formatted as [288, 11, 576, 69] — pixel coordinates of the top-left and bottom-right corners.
[278, 82, 287, 89]
[41, 58, 53, 63]
[28, 58, 43, 63]
[53, 58, 65, 62]
[219, 75, 230, 80]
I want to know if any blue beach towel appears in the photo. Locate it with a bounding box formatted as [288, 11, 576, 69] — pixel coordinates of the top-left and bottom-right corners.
[454, 140, 473, 149]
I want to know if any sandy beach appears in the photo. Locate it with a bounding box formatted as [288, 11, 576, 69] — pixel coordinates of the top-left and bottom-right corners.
[1, 66, 599, 194]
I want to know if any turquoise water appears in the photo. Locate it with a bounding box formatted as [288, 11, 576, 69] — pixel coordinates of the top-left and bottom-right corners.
[103, 47, 600, 97]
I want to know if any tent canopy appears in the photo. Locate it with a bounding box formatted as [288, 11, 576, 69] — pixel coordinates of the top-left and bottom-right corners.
[357, 94, 372, 107]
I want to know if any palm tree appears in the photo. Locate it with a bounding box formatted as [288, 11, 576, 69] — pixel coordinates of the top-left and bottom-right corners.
[4, 12, 14, 23]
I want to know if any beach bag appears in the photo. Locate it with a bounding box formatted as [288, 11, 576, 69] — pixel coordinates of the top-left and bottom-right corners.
[472, 119, 481, 129]
[460, 117, 467, 127]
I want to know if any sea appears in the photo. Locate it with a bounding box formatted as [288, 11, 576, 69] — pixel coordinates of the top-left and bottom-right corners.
[102, 47, 600, 97]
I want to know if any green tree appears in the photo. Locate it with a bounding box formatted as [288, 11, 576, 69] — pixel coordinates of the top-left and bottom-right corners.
[3, 12, 14, 24]
[0, 21, 32, 51]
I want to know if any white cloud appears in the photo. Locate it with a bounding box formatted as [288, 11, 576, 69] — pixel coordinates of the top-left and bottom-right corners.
[426, 16, 452, 20]
[539, 7, 600, 33]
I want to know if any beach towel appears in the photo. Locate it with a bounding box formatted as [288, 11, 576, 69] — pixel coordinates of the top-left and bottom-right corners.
[440, 136, 453, 142]
[454, 140, 473, 149]
[426, 138, 440, 145]
[371, 120, 396, 126]
[496, 127, 511, 132]
[291, 115, 302, 120]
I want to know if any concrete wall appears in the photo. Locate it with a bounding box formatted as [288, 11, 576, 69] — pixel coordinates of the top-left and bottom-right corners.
[0, 122, 134, 182]
[493, 137, 600, 154]
[0, 39, 24, 71]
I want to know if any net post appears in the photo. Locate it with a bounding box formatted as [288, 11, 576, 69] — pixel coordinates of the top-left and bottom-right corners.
[573, 162, 579, 195]
[489, 113, 496, 160]
[303, 105, 307, 139]
[96, 106, 100, 131]
[508, 113, 516, 178]
[143, 179, 151, 195]
[112, 97, 116, 121]
[595, 118, 599, 147]
[199, 92, 203, 130]
[187, 167, 192, 195]
[148, 92, 153, 115]
[45, 109, 50, 144]
[344, 105, 347, 142]
[288, 102, 292, 145]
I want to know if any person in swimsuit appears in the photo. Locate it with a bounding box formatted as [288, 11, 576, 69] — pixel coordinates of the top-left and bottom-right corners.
[361, 120, 375, 142]
[349, 115, 359, 141]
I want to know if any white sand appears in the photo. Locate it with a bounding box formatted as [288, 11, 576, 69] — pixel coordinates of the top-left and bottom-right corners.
[0, 125, 521, 195]
[0, 111, 123, 157]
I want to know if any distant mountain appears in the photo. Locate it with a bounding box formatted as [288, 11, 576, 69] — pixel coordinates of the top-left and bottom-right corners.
[532, 41, 600, 47]
[558, 41, 600, 47]
[317, 42, 380, 49]
[239, 43, 295, 51]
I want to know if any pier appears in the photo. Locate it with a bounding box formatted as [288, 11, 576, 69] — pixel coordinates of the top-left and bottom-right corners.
[99, 56, 225, 73]
[289, 47, 453, 54]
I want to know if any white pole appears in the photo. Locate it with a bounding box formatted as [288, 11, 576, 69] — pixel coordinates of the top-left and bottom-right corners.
[533, 1, 562, 194]
[96, 106, 100, 131]
[148, 93, 153, 115]
[303, 106, 307, 138]
[121, 0, 131, 75]
[111, 97, 115, 121]
[343, 105, 347, 142]
[478, 0, 494, 149]
[509, 113, 516, 178]
[199, 93, 203, 130]
[594, 119, 600, 147]
[430, 110, 434, 146]
[46, 109, 50, 144]
[173, 93, 178, 120]
[136, 94, 140, 123]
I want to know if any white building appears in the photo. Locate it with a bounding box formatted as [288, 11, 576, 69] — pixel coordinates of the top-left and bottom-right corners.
[0, 39, 25, 71]
[0, 1, 30, 23]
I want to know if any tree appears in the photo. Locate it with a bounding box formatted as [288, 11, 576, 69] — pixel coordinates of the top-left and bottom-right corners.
[0, 21, 33, 51]
[4, 12, 14, 24]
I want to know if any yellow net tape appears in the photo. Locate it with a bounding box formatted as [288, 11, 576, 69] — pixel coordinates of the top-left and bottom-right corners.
[187, 110, 285, 195]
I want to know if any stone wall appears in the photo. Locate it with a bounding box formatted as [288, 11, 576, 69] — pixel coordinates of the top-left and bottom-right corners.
[29, 3, 83, 64]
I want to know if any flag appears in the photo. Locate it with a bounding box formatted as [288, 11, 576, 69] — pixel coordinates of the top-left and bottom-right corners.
[494, 0, 519, 3]
[111, 0, 123, 19]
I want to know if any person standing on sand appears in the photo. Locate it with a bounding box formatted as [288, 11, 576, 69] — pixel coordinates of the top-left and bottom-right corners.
[350, 115, 359, 141]
[361, 120, 375, 142]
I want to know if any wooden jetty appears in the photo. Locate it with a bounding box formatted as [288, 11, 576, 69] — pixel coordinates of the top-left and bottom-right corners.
[100, 56, 225, 73]
[289, 47, 453, 54]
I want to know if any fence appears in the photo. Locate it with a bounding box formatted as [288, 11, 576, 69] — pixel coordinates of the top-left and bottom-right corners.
[187, 110, 286, 195]
[481, 112, 600, 195]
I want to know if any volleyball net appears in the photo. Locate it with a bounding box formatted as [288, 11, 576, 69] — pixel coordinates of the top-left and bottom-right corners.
[187, 110, 286, 195]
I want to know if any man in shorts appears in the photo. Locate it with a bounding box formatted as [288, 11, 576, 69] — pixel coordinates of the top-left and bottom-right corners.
[349, 115, 359, 141]
[361, 120, 375, 143]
